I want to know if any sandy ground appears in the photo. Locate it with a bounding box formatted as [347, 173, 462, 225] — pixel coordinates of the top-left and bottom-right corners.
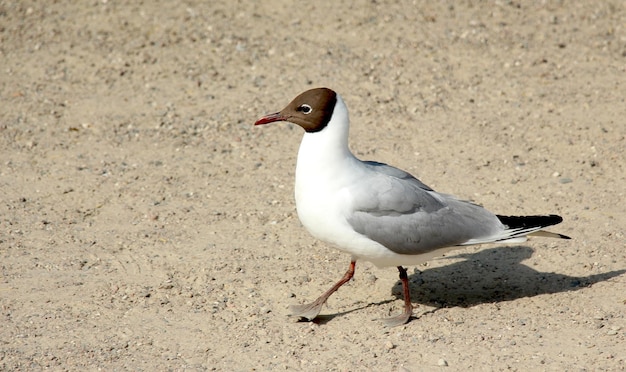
[1, 1, 625, 370]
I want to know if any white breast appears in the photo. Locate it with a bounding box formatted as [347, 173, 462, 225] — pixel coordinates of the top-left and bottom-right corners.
[292, 103, 398, 265]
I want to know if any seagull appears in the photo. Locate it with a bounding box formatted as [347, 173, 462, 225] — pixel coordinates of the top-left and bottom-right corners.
[255, 87, 570, 327]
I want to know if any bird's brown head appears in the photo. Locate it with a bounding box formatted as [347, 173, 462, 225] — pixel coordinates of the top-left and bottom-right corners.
[254, 88, 337, 133]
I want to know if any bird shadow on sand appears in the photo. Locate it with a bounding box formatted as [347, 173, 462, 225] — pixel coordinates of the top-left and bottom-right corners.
[390, 245, 625, 309]
[308, 299, 396, 325]
[293, 246, 624, 325]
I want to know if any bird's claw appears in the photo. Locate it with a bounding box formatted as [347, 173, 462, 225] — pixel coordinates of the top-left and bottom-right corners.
[380, 307, 412, 327]
[289, 300, 325, 321]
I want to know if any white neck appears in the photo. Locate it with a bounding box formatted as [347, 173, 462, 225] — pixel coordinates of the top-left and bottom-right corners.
[295, 94, 355, 181]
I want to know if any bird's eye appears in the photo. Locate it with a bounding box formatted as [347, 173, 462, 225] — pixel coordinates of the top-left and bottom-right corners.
[297, 104, 312, 114]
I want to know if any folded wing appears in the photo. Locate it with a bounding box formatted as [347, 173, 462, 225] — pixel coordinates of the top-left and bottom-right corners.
[346, 162, 568, 255]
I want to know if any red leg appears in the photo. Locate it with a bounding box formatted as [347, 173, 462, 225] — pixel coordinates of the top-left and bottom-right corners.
[382, 266, 413, 327]
[290, 261, 356, 321]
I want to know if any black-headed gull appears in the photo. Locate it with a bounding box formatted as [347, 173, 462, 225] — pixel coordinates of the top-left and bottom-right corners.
[255, 87, 570, 327]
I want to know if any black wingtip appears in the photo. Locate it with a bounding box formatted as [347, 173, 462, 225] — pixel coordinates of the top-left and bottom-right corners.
[496, 214, 564, 229]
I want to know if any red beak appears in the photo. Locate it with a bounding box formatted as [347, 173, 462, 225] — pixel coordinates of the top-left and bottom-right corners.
[254, 112, 287, 126]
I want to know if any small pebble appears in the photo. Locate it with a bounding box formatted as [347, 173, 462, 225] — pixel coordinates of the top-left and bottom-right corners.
[365, 273, 378, 284]
[385, 341, 395, 350]
[438, 358, 448, 366]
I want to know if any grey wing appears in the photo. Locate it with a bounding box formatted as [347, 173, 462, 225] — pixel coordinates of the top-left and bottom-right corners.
[347, 167, 504, 255]
[362, 161, 433, 191]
